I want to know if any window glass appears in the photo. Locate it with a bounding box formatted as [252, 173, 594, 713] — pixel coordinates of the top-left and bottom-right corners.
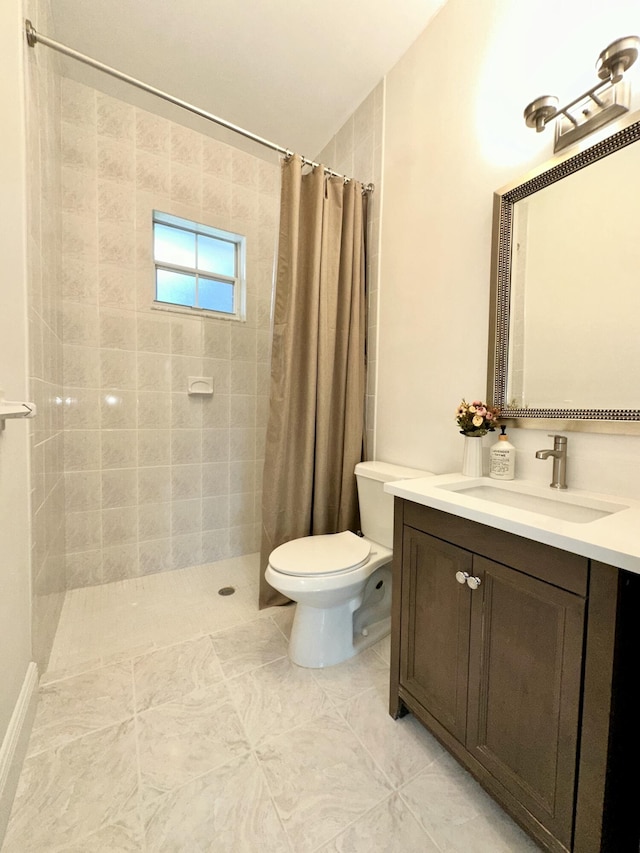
[154, 223, 195, 268]
[156, 269, 196, 307]
[152, 211, 244, 319]
[199, 277, 234, 313]
[197, 234, 235, 276]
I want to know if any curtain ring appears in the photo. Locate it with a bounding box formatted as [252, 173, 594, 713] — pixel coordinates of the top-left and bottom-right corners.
[283, 150, 294, 162]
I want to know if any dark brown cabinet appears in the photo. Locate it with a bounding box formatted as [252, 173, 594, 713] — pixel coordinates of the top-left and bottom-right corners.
[466, 555, 583, 848]
[390, 499, 639, 853]
[400, 529, 472, 744]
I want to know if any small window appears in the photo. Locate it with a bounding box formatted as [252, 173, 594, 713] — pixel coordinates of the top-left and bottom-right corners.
[152, 211, 245, 319]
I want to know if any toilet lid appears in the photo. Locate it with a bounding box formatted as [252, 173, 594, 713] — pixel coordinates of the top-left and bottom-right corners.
[269, 531, 371, 577]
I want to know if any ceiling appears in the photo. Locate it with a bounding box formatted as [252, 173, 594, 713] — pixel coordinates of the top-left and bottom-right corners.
[46, 0, 447, 161]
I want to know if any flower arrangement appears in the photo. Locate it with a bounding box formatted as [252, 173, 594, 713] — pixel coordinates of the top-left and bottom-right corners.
[455, 399, 500, 437]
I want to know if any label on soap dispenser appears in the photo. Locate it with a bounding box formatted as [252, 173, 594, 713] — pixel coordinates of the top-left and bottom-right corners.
[490, 448, 515, 479]
[490, 430, 515, 480]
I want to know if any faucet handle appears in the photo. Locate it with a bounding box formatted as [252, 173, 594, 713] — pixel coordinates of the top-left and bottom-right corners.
[548, 434, 567, 447]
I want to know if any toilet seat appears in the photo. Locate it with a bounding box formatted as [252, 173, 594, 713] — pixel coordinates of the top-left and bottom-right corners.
[269, 531, 371, 577]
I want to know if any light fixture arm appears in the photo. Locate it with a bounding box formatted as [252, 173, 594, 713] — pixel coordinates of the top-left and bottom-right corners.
[524, 36, 640, 152]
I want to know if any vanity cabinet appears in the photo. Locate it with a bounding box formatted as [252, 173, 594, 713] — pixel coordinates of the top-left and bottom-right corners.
[390, 499, 638, 853]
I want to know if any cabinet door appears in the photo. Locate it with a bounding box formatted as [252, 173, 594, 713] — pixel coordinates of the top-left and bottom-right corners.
[467, 556, 585, 849]
[400, 528, 471, 744]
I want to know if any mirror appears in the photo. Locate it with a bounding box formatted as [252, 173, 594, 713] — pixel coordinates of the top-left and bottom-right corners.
[488, 110, 640, 427]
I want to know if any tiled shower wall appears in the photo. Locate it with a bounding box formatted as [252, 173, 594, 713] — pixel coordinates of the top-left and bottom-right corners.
[24, 0, 66, 669]
[316, 81, 383, 457]
[60, 77, 279, 587]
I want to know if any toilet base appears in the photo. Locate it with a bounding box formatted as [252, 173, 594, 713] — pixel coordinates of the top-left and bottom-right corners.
[289, 600, 358, 668]
[352, 614, 391, 654]
[278, 562, 393, 668]
[288, 607, 391, 669]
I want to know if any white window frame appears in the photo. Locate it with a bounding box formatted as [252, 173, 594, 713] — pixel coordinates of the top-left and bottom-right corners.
[152, 210, 246, 321]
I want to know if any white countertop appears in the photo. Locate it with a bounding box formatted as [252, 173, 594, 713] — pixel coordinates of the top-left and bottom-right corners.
[385, 473, 640, 575]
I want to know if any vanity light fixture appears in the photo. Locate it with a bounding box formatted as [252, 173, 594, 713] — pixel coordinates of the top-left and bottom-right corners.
[524, 35, 640, 152]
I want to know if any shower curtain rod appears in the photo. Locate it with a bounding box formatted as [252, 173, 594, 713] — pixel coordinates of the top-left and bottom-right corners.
[24, 20, 374, 193]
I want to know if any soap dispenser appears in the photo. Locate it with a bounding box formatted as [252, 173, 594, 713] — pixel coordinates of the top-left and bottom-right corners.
[490, 426, 515, 480]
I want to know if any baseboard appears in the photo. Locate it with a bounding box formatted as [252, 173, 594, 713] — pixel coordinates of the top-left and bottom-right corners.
[0, 662, 39, 845]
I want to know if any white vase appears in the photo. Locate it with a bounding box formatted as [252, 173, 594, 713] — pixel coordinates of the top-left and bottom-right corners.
[461, 435, 483, 477]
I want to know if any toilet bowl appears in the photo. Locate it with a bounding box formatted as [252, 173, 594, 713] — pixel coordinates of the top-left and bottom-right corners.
[265, 461, 432, 668]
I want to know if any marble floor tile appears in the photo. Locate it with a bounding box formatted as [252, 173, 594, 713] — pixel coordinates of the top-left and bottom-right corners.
[400, 751, 542, 852]
[100, 642, 158, 669]
[256, 710, 393, 852]
[371, 632, 391, 664]
[28, 661, 134, 756]
[5, 555, 546, 853]
[337, 683, 444, 789]
[209, 616, 288, 677]
[310, 647, 390, 705]
[226, 580, 275, 622]
[137, 681, 250, 804]
[319, 793, 440, 852]
[49, 611, 157, 674]
[40, 656, 105, 686]
[144, 752, 290, 852]
[269, 601, 296, 639]
[228, 655, 334, 747]
[192, 589, 260, 636]
[3, 719, 139, 852]
[133, 635, 224, 711]
[48, 820, 144, 852]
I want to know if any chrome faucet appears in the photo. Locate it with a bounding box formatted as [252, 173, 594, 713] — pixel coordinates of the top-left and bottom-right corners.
[535, 435, 568, 489]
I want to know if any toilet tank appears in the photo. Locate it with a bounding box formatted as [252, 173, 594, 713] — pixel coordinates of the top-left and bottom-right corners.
[355, 461, 433, 549]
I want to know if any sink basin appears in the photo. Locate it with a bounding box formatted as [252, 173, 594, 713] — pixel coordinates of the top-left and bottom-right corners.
[436, 480, 629, 524]
[385, 473, 640, 574]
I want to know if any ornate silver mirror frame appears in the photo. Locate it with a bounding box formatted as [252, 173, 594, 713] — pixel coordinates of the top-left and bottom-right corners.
[487, 110, 640, 430]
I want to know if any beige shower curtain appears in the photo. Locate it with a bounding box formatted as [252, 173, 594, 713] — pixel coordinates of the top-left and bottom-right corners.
[259, 154, 367, 608]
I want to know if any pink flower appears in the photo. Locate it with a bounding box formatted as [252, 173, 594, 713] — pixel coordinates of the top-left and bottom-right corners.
[455, 398, 500, 436]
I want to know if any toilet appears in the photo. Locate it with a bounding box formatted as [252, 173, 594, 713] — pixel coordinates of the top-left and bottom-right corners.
[265, 461, 432, 668]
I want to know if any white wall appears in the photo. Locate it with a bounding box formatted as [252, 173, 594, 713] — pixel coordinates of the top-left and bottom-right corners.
[376, 0, 640, 500]
[0, 0, 35, 836]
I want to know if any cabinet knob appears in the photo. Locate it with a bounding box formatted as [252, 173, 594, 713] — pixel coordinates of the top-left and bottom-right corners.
[455, 571, 470, 585]
[466, 576, 482, 590]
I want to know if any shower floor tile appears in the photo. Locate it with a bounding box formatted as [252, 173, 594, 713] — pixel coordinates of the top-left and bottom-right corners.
[46, 553, 266, 675]
[4, 553, 541, 852]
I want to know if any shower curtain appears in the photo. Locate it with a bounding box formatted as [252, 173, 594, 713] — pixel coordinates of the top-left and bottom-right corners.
[259, 154, 367, 608]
